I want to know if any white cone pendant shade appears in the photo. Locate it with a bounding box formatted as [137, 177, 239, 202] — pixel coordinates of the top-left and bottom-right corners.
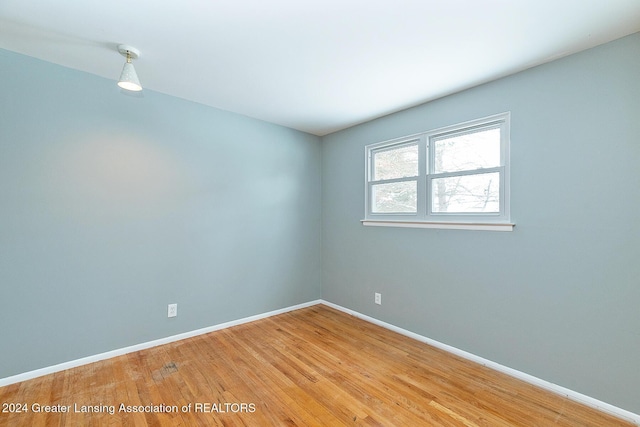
[117, 45, 142, 92]
[118, 61, 142, 91]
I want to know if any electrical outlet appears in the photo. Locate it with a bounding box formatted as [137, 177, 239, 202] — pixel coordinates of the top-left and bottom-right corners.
[168, 303, 177, 318]
[374, 293, 382, 305]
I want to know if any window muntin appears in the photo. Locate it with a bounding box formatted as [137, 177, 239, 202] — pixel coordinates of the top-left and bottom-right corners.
[365, 113, 510, 224]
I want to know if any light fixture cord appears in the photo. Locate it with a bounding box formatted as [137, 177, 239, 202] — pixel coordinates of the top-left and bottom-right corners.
[126, 52, 132, 63]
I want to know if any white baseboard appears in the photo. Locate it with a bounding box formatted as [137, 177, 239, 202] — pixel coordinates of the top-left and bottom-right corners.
[321, 300, 640, 426]
[2, 298, 638, 425]
[0, 299, 321, 388]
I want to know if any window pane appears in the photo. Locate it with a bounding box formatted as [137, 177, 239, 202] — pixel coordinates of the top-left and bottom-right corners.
[432, 172, 499, 213]
[372, 181, 417, 213]
[433, 128, 500, 174]
[373, 143, 418, 181]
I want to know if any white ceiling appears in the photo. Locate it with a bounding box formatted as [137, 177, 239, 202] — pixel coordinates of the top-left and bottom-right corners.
[1, 1, 639, 136]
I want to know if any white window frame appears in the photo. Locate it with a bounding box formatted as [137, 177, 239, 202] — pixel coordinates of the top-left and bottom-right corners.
[363, 112, 514, 231]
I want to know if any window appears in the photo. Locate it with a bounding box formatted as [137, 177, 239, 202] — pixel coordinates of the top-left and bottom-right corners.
[364, 113, 513, 231]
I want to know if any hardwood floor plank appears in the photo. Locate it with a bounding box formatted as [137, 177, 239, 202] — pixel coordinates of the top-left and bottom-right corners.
[0, 304, 634, 426]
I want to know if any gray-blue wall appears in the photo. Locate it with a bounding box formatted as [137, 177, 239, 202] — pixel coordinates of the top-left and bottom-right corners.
[2, 32, 640, 416]
[322, 33, 640, 413]
[0, 49, 322, 378]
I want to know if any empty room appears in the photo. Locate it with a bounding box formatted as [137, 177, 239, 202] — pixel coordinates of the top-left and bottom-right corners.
[1, 1, 639, 426]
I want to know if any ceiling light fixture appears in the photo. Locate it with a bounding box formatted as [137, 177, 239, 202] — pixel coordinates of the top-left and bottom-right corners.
[117, 44, 142, 92]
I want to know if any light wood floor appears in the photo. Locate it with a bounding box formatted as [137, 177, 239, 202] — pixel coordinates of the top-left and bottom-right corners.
[0, 304, 634, 426]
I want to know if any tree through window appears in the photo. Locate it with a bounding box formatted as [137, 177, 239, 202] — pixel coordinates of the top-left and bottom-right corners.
[365, 113, 510, 224]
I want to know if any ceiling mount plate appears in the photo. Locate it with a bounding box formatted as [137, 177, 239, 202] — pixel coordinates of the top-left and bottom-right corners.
[117, 44, 140, 59]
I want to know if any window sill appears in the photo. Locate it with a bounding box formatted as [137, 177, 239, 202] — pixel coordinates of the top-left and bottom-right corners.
[361, 220, 515, 232]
